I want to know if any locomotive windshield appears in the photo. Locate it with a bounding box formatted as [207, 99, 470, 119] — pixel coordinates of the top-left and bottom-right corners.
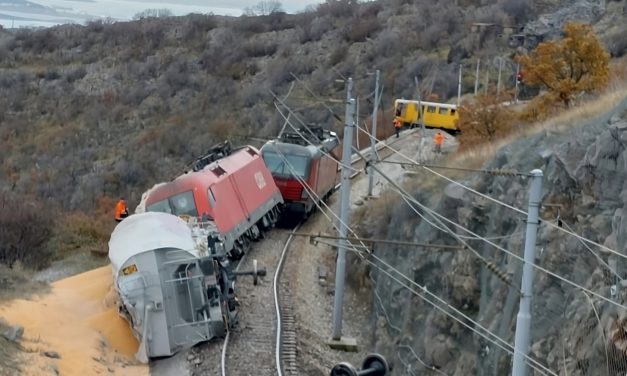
[262, 152, 309, 178]
[147, 191, 199, 217]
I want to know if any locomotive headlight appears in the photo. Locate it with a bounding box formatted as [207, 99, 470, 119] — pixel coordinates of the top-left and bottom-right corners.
[301, 189, 309, 199]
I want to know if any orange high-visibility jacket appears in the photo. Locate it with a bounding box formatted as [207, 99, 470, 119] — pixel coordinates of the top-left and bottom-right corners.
[115, 200, 127, 220]
[393, 119, 402, 129]
[434, 133, 444, 146]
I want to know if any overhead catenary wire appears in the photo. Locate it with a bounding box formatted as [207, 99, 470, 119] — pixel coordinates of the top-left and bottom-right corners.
[353, 126, 627, 311]
[378, 159, 525, 177]
[354, 122, 627, 264]
[272, 101, 362, 174]
[304, 95, 625, 374]
[398, 345, 450, 376]
[269, 135, 554, 375]
[561, 220, 623, 281]
[271, 90, 324, 144]
[360, 147, 627, 312]
[271, 88, 561, 374]
[289, 71, 384, 128]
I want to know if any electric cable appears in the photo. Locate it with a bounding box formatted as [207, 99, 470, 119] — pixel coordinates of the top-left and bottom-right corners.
[361, 149, 627, 311]
[269, 146, 555, 375]
[354, 119, 627, 264]
[272, 101, 362, 174]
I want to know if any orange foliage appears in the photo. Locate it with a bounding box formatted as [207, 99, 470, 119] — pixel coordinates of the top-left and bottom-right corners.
[456, 93, 514, 150]
[518, 22, 610, 107]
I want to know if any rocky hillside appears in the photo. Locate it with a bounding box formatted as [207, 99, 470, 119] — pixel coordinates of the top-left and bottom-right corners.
[358, 93, 627, 374]
[0, 0, 624, 217]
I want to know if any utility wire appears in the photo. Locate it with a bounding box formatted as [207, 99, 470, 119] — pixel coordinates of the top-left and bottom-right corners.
[270, 90, 325, 144]
[354, 122, 627, 264]
[269, 132, 554, 375]
[561, 220, 622, 281]
[272, 101, 362, 174]
[361, 148, 627, 311]
[379, 159, 525, 177]
[271, 81, 561, 374]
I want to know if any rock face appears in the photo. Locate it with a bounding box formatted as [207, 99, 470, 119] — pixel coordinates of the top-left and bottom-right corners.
[371, 96, 627, 375]
[522, 1, 605, 44]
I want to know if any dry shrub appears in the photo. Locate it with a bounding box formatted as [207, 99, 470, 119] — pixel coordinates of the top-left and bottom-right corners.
[457, 93, 515, 151]
[47, 211, 112, 257]
[0, 191, 54, 270]
[610, 56, 627, 86]
[328, 43, 349, 67]
[450, 85, 627, 173]
[344, 17, 381, 43]
[520, 92, 562, 122]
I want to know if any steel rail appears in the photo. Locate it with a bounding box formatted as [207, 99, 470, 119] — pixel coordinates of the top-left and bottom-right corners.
[274, 223, 302, 376]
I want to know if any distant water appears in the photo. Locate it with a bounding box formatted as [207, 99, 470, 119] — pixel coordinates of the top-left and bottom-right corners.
[0, 0, 245, 29]
[0, 18, 66, 28]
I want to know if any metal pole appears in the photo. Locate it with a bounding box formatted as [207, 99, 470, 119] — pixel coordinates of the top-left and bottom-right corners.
[457, 63, 462, 107]
[474, 58, 480, 95]
[512, 169, 543, 376]
[367, 70, 380, 197]
[356, 97, 360, 151]
[515, 63, 520, 103]
[497, 57, 503, 98]
[484, 68, 489, 94]
[332, 88, 355, 341]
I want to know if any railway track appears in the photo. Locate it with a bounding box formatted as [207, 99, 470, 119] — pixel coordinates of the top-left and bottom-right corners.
[217, 132, 408, 376]
[219, 227, 297, 376]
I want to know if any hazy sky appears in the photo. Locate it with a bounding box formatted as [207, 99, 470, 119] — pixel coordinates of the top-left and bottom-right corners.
[29, 0, 319, 19]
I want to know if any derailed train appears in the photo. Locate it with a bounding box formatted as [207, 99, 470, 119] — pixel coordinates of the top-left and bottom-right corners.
[142, 141, 283, 259]
[108, 142, 282, 361]
[109, 212, 240, 362]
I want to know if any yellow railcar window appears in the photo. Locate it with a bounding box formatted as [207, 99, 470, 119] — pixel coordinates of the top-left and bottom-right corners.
[427, 106, 436, 113]
[439, 108, 449, 115]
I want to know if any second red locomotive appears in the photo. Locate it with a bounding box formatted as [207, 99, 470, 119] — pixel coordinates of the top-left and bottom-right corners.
[261, 126, 340, 217]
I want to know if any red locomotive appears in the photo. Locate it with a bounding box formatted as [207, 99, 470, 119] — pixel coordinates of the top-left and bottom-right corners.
[143, 141, 283, 258]
[261, 126, 340, 217]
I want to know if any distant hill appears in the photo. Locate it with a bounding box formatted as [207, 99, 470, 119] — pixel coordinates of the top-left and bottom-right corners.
[0, 0, 93, 28]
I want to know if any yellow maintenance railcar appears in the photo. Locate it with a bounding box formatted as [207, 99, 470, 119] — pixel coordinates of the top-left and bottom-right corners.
[393, 99, 460, 133]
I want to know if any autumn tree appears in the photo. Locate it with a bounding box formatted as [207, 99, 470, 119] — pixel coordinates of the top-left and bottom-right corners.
[457, 93, 514, 149]
[518, 22, 610, 107]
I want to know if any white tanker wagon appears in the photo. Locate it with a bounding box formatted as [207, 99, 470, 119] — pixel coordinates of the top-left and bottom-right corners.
[108, 212, 264, 362]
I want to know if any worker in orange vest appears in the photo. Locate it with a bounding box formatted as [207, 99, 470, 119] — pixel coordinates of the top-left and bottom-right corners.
[114, 197, 129, 223]
[393, 118, 402, 138]
[434, 131, 444, 153]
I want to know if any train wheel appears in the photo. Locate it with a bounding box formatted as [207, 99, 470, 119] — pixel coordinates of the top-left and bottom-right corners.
[330, 362, 358, 376]
[251, 224, 261, 241]
[231, 243, 244, 260]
